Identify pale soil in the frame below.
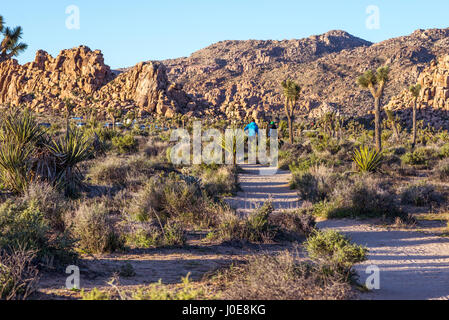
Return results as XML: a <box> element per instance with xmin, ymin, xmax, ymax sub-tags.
<box><xmin>318</xmin><ymin>219</ymin><xmax>449</xmax><ymax>300</ymax></box>
<box><xmin>37</xmin><ymin>235</ymin><xmax>295</xmax><ymax>299</ymax></box>
<box><xmin>226</xmin><ymin>164</ymin><xmax>300</xmax><ymax>215</ymax></box>
<box><xmin>230</xmin><ymin>164</ymin><xmax>449</xmax><ymax>300</ymax></box>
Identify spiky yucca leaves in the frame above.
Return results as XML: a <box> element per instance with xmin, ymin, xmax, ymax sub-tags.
<box><xmin>221</xmin><ymin>129</ymin><xmax>245</xmax><ymax>166</ymax></box>
<box><xmin>0</xmin><ymin>143</ymin><xmax>32</xmax><ymax>193</ymax></box>
<box><xmin>0</xmin><ymin>108</ymin><xmax>44</xmax><ymax>146</ymax></box>
<box><xmin>46</xmin><ymin>128</ymin><xmax>93</xmax><ymax>197</ymax></box>
<box><xmin>352</xmin><ymin>146</ymin><xmax>382</xmax><ymax>173</ymax></box>
<box><xmin>0</xmin><ymin>109</ymin><xmax>42</xmax><ymax>193</ymax></box>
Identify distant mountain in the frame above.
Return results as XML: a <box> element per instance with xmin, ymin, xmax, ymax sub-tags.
<box><xmin>161</xmin><ymin>28</ymin><xmax>449</xmax><ymax>118</ymax></box>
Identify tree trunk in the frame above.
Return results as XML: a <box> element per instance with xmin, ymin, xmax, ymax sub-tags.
<box><xmin>287</xmin><ymin>115</ymin><xmax>293</xmax><ymax>144</ymax></box>
<box><xmin>412</xmin><ymin>98</ymin><xmax>417</xmax><ymax>149</ymax></box>
<box><xmin>374</xmin><ymin>96</ymin><xmax>382</xmax><ymax>152</ymax></box>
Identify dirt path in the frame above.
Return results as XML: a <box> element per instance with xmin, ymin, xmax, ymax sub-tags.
<box><xmin>318</xmin><ymin>220</ymin><xmax>449</xmax><ymax>300</ymax></box>
<box><xmin>226</xmin><ymin>164</ymin><xmax>300</xmax><ymax>215</ymax></box>
<box><xmin>230</xmin><ymin>164</ymin><xmax>449</xmax><ymax>300</ymax></box>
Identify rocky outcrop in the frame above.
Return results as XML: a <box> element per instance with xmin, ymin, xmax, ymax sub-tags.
<box><xmin>386</xmin><ymin>54</ymin><xmax>449</xmax><ymax>129</ymax></box>
<box><xmin>93</xmin><ymin>62</ymin><xmax>197</xmax><ymax>118</ymax></box>
<box><xmin>0</xmin><ymin>46</ymin><xmax>113</xmax><ymax>111</ymax></box>
<box><xmin>0</xmin><ymin>46</ymin><xmax>199</xmax><ymax>118</ymax></box>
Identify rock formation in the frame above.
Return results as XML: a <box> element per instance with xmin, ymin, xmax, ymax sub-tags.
<box><xmin>386</xmin><ymin>54</ymin><xmax>449</xmax><ymax>129</ymax></box>
<box><xmin>0</xmin><ymin>46</ymin><xmax>199</xmax><ymax>118</ymax></box>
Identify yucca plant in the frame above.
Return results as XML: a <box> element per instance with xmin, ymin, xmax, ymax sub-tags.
<box><xmin>46</xmin><ymin>128</ymin><xmax>93</xmax><ymax>197</ymax></box>
<box><xmin>0</xmin><ymin>143</ymin><xmax>32</xmax><ymax>193</ymax></box>
<box><xmin>221</xmin><ymin>129</ymin><xmax>245</xmax><ymax>166</ymax></box>
<box><xmin>352</xmin><ymin>146</ymin><xmax>382</xmax><ymax>173</ymax></box>
<box><xmin>0</xmin><ymin>109</ymin><xmax>42</xmax><ymax>193</ymax></box>
<box><xmin>0</xmin><ymin>108</ymin><xmax>44</xmax><ymax>146</ymax></box>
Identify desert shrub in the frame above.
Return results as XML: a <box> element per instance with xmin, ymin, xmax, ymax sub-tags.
<box><xmin>196</xmin><ymin>165</ymin><xmax>238</xmax><ymax>197</ymax></box>
<box><xmin>210</xmin><ymin>202</ymin><xmax>278</xmax><ymax>243</ymax></box>
<box><xmin>311</xmin><ymin>134</ymin><xmax>341</xmax><ymax>155</ymax></box>
<box><xmin>0</xmin><ymin>246</ymin><xmax>40</xmax><ymax>300</ymax></box>
<box><xmin>118</xmin><ymin>263</ymin><xmax>136</xmax><ymax>278</ymax></box>
<box><xmin>143</xmin><ymin>140</ymin><xmax>169</xmax><ymax>158</ymax></box>
<box><xmin>401</xmin><ymin>147</ymin><xmax>437</xmax><ymax>166</ymax></box>
<box><xmin>131</xmin><ymin>274</ymin><xmax>207</xmax><ymax>300</ymax></box>
<box><xmin>329</xmin><ymin>175</ymin><xmax>403</xmax><ymax>219</ymax></box>
<box><xmin>310</xmin><ymin>200</ymin><xmax>340</xmax><ymax>218</ymax></box>
<box><xmin>439</xmin><ymin>143</ymin><xmax>449</xmax><ymax>159</ymax></box>
<box><xmin>400</xmin><ymin>183</ymin><xmax>444</xmax><ymax>207</ymax></box>
<box><xmin>0</xmin><ymin>200</ymin><xmax>76</xmax><ymax>266</ymax></box>
<box><xmin>220</xmin><ymin>251</ymin><xmax>355</xmax><ymax>300</ymax></box>
<box><xmin>22</xmin><ymin>182</ymin><xmax>67</xmax><ymax>231</ymax></box>
<box><xmin>290</xmin><ymin>165</ymin><xmax>338</xmax><ymax>203</ymax></box>
<box><xmin>245</xmin><ymin>202</ymin><xmax>274</xmax><ymax>242</ymax></box>
<box><xmin>73</xmin><ymin>202</ymin><xmax>124</xmax><ymax>254</ymax></box>
<box><xmin>269</xmin><ymin>210</ymin><xmax>316</xmax><ymax>237</ymax></box>
<box><xmin>112</xmin><ymin>134</ymin><xmax>138</xmax><ymax>154</ymax></box>
<box><xmin>305</xmin><ymin>230</ymin><xmax>367</xmax><ymax>278</ymax></box>
<box><xmin>126</xmin><ymin>222</ymin><xmax>186</xmax><ymax>248</ymax></box>
<box><xmin>130</xmin><ymin>173</ymin><xmax>216</xmax><ymax>227</ymax></box>
<box><xmin>81</xmin><ymin>288</ymin><xmax>111</xmax><ymax>300</ymax></box>
<box><xmin>88</xmin><ymin>155</ymin><xmax>159</xmax><ymax>188</ymax></box>
<box><xmin>88</xmin><ymin>157</ymin><xmax>130</xmax><ymax>187</ymax></box>
<box><xmin>434</xmin><ymin>159</ymin><xmax>449</xmax><ymax>181</ymax></box>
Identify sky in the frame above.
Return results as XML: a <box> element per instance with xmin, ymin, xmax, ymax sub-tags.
<box><xmin>1</xmin><ymin>0</ymin><xmax>449</xmax><ymax>69</ymax></box>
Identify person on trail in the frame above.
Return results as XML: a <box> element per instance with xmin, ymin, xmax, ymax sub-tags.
<box><xmin>268</xmin><ymin>121</ymin><xmax>277</xmax><ymax>137</ymax></box>
<box><xmin>244</xmin><ymin>120</ymin><xmax>259</xmax><ymax>137</ymax></box>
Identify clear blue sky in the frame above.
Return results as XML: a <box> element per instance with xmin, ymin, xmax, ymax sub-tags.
<box><xmin>2</xmin><ymin>0</ymin><xmax>448</xmax><ymax>69</ymax></box>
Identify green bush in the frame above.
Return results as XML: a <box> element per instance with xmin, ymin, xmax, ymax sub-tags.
<box><xmin>112</xmin><ymin>134</ymin><xmax>138</xmax><ymax>154</ymax></box>
<box><xmin>0</xmin><ymin>200</ymin><xmax>76</xmax><ymax>266</ymax></box>
<box><xmin>305</xmin><ymin>230</ymin><xmax>367</xmax><ymax>277</ymax></box>
<box><xmin>439</xmin><ymin>143</ymin><xmax>449</xmax><ymax>159</ymax></box>
<box><xmin>127</xmin><ymin>222</ymin><xmax>186</xmax><ymax>248</ymax></box>
<box><xmin>401</xmin><ymin>147</ymin><xmax>436</xmax><ymax>166</ymax></box>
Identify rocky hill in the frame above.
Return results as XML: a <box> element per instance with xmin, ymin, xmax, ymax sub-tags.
<box><xmin>2</xmin><ymin>28</ymin><xmax>449</xmax><ymax>121</ymax></box>
<box><xmin>387</xmin><ymin>54</ymin><xmax>449</xmax><ymax>129</ymax></box>
<box><xmin>162</xmin><ymin>28</ymin><xmax>449</xmax><ymax>119</ymax></box>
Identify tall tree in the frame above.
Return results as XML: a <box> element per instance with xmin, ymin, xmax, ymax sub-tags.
<box><xmin>409</xmin><ymin>84</ymin><xmax>422</xmax><ymax>149</ymax></box>
<box><xmin>281</xmin><ymin>79</ymin><xmax>301</xmax><ymax>144</ymax></box>
<box><xmin>0</xmin><ymin>15</ymin><xmax>28</xmax><ymax>63</ymax></box>
<box><xmin>357</xmin><ymin>66</ymin><xmax>390</xmax><ymax>152</ymax></box>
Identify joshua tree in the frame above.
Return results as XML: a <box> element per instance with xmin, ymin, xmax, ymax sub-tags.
<box><xmin>106</xmin><ymin>107</ymin><xmax>122</xmax><ymax>130</ymax></box>
<box><xmin>409</xmin><ymin>84</ymin><xmax>422</xmax><ymax>149</ymax></box>
<box><xmin>63</xmin><ymin>98</ymin><xmax>76</xmax><ymax>133</ymax></box>
<box><xmin>385</xmin><ymin>109</ymin><xmax>400</xmax><ymax>141</ymax></box>
<box><xmin>357</xmin><ymin>66</ymin><xmax>390</xmax><ymax>152</ymax></box>
<box><xmin>0</xmin><ymin>15</ymin><xmax>28</xmax><ymax>63</ymax></box>
<box><xmin>281</xmin><ymin>79</ymin><xmax>301</xmax><ymax>144</ymax></box>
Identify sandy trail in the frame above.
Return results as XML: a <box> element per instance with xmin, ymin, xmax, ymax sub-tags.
<box><xmin>226</xmin><ymin>164</ymin><xmax>300</xmax><ymax>215</ymax></box>
<box><xmin>231</xmin><ymin>164</ymin><xmax>449</xmax><ymax>300</ymax></box>
<box><xmin>318</xmin><ymin>220</ymin><xmax>449</xmax><ymax>300</ymax></box>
